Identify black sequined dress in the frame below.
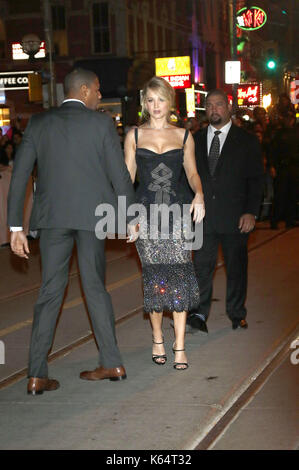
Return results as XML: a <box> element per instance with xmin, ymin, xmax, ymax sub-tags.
<box><xmin>134</xmin><ymin>128</ymin><xmax>200</xmax><ymax>313</ymax></box>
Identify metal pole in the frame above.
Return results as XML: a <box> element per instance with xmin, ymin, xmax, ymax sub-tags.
<box><xmin>231</xmin><ymin>0</ymin><xmax>238</xmax><ymax>115</ymax></box>
<box><xmin>42</xmin><ymin>0</ymin><xmax>56</xmax><ymax>107</ymax></box>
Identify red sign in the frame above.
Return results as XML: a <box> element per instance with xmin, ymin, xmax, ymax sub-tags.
<box><xmin>161</xmin><ymin>74</ymin><xmax>191</xmax><ymax>89</ymax></box>
<box><xmin>290</xmin><ymin>80</ymin><xmax>299</xmax><ymax>105</ymax></box>
<box><xmin>237</xmin><ymin>84</ymin><xmax>261</xmax><ymax>106</ymax></box>
<box><xmin>236</xmin><ymin>7</ymin><xmax>267</xmax><ymax>31</ymax></box>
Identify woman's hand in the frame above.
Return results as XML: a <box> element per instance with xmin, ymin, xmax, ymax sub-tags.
<box><xmin>190</xmin><ymin>193</ymin><xmax>205</xmax><ymax>224</ymax></box>
<box><xmin>126</xmin><ymin>223</ymin><xmax>140</xmax><ymax>243</ymax></box>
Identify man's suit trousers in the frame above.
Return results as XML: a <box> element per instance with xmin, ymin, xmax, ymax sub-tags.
<box><xmin>28</xmin><ymin>228</ymin><xmax>122</xmax><ymax>378</ymax></box>
<box><xmin>193</xmin><ymin>232</ymin><xmax>249</xmax><ymax>322</ymax></box>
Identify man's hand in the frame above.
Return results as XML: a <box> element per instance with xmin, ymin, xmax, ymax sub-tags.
<box><xmin>238</xmin><ymin>214</ymin><xmax>256</xmax><ymax>233</ymax></box>
<box><xmin>126</xmin><ymin>224</ymin><xmax>139</xmax><ymax>243</ymax></box>
<box><xmin>10</xmin><ymin>231</ymin><xmax>30</xmax><ymax>259</ymax></box>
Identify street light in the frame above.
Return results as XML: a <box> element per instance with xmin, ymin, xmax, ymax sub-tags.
<box><xmin>21</xmin><ymin>34</ymin><xmax>41</xmax><ymax>62</ymax></box>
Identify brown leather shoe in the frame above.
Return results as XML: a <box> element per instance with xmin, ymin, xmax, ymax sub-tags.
<box><xmin>232</xmin><ymin>319</ymin><xmax>248</xmax><ymax>330</ymax></box>
<box><xmin>80</xmin><ymin>365</ymin><xmax>127</xmax><ymax>381</ymax></box>
<box><xmin>27</xmin><ymin>377</ymin><xmax>60</xmax><ymax>395</ymax></box>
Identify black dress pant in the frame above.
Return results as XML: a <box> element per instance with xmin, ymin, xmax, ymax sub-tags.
<box><xmin>192</xmin><ymin>232</ymin><xmax>249</xmax><ymax>322</ymax></box>
<box><xmin>28</xmin><ymin>228</ymin><xmax>123</xmax><ymax>378</ymax></box>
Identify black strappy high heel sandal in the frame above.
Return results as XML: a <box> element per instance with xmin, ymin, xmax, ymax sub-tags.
<box><xmin>172</xmin><ymin>343</ymin><xmax>189</xmax><ymax>370</ymax></box>
<box><xmin>152</xmin><ymin>337</ymin><xmax>167</xmax><ymax>365</ymax></box>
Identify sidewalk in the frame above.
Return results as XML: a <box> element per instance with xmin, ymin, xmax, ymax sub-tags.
<box><xmin>0</xmin><ymin>227</ymin><xmax>298</xmax><ymax>449</ymax></box>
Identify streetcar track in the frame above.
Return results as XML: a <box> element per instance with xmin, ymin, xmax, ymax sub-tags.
<box><xmin>0</xmin><ymin>305</ymin><xmax>144</xmax><ymax>391</ymax></box>
<box><xmin>0</xmin><ymin>227</ymin><xmax>288</xmax><ymax>305</ymax></box>
<box><xmin>0</xmin><ymin>249</ymin><xmax>135</xmax><ymax>304</ymax></box>
<box><xmin>0</xmin><ymin>227</ymin><xmax>294</xmax><ymax>393</ymax></box>
<box><xmin>191</xmin><ymin>322</ymin><xmax>299</xmax><ymax>450</ymax></box>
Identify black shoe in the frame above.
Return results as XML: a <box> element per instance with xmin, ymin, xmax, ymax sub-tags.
<box><xmin>232</xmin><ymin>319</ymin><xmax>248</xmax><ymax>330</ymax></box>
<box><xmin>172</xmin><ymin>343</ymin><xmax>189</xmax><ymax>370</ymax></box>
<box><xmin>152</xmin><ymin>336</ymin><xmax>167</xmax><ymax>365</ymax></box>
<box><xmin>187</xmin><ymin>314</ymin><xmax>208</xmax><ymax>333</ymax></box>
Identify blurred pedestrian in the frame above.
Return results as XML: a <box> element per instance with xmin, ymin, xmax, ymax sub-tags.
<box><xmin>0</xmin><ymin>141</ymin><xmax>15</xmax><ymax>167</ymax></box>
<box><xmin>270</xmin><ymin>114</ymin><xmax>299</xmax><ymax>229</ymax></box>
<box><xmin>13</xmin><ymin>131</ymin><xmax>23</xmax><ymax>151</ymax></box>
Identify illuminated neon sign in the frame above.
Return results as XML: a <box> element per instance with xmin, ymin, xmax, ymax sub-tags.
<box><xmin>237</xmin><ymin>84</ymin><xmax>261</xmax><ymax>106</ymax></box>
<box><xmin>236</xmin><ymin>6</ymin><xmax>267</xmax><ymax>31</ymax></box>
<box><xmin>12</xmin><ymin>41</ymin><xmax>46</xmax><ymax>60</ymax></box>
<box><xmin>155</xmin><ymin>56</ymin><xmax>191</xmax><ymax>89</ymax></box>
<box><xmin>161</xmin><ymin>74</ymin><xmax>191</xmax><ymax>89</ymax></box>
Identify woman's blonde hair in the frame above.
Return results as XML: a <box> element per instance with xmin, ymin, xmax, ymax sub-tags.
<box><xmin>140</xmin><ymin>76</ymin><xmax>175</xmax><ymax>122</ymax></box>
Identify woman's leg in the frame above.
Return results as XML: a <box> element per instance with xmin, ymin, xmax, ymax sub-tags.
<box><xmin>173</xmin><ymin>311</ymin><xmax>188</xmax><ymax>368</ymax></box>
<box><xmin>149</xmin><ymin>311</ymin><xmax>166</xmax><ymax>363</ymax></box>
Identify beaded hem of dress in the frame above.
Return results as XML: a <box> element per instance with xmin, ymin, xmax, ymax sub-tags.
<box><xmin>141</xmin><ymin>263</ymin><xmax>200</xmax><ymax>314</ymax></box>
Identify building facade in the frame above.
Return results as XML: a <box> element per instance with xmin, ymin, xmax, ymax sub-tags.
<box><xmin>0</xmin><ymin>0</ymin><xmax>231</xmax><ymax>127</ymax></box>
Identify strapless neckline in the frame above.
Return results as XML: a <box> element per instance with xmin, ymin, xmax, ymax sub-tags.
<box><xmin>136</xmin><ymin>147</ymin><xmax>183</xmax><ymax>156</ymax></box>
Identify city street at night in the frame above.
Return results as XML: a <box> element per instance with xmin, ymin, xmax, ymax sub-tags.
<box><xmin>0</xmin><ymin>0</ymin><xmax>298</xmax><ymax>453</ymax></box>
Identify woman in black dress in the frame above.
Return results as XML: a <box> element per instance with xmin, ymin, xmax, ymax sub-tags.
<box><xmin>125</xmin><ymin>77</ymin><xmax>205</xmax><ymax>370</ymax></box>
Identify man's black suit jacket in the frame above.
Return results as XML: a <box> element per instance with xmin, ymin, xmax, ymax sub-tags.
<box><xmin>7</xmin><ymin>101</ymin><xmax>135</xmax><ymax>232</ymax></box>
<box><xmin>194</xmin><ymin>124</ymin><xmax>264</xmax><ymax>234</ymax></box>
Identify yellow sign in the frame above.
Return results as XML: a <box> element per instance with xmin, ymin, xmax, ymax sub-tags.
<box><xmin>28</xmin><ymin>72</ymin><xmax>42</xmax><ymax>102</ymax></box>
<box><xmin>186</xmin><ymin>85</ymin><xmax>195</xmax><ymax>116</ymax></box>
<box><xmin>155</xmin><ymin>56</ymin><xmax>191</xmax><ymax>77</ymax></box>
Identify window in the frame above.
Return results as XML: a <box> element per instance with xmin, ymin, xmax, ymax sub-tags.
<box><xmin>52</xmin><ymin>5</ymin><xmax>66</xmax><ymax>31</ymax></box>
<box><xmin>8</xmin><ymin>0</ymin><xmax>41</xmax><ymax>14</ymax></box>
<box><xmin>51</xmin><ymin>5</ymin><xmax>68</xmax><ymax>56</ymax></box>
<box><xmin>210</xmin><ymin>0</ymin><xmax>214</xmax><ymax>27</ymax></box>
<box><xmin>92</xmin><ymin>2</ymin><xmax>110</xmax><ymax>54</ymax></box>
<box><xmin>0</xmin><ymin>108</ymin><xmax>10</xmax><ymax>128</ymax></box>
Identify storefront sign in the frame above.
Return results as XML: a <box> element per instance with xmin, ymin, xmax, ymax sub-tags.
<box><xmin>162</xmin><ymin>74</ymin><xmax>191</xmax><ymax>89</ymax></box>
<box><xmin>0</xmin><ymin>71</ymin><xmax>34</xmax><ymax>91</ymax></box>
<box><xmin>290</xmin><ymin>80</ymin><xmax>299</xmax><ymax>105</ymax></box>
<box><xmin>237</xmin><ymin>84</ymin><xmax>261</xmax><ymax>106</ymax></box>
<box><xmin>236</xmin><ymin>6</ymin><xmax>267</xmax><ymax>31</ymax></box>
<box><xmin>186</xmin><ymin>85</ymin><xmax>195</xmax><ymax>116</ymax></box>
<box><xmin>12</xmin><ymin>41</ymin><xmax>46</xmax><ymax>60</ymax></box>
<box><xmin>155</xmin><ymin>56</ymin><xmax>191</xmax><ymax>89</ymax></box>
<box><xmin>225</xmin><ymin>61</ymin><xmax>241</xmax><ymax>84</ymax></box>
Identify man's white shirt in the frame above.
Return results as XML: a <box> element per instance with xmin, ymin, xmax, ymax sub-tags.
<box><xmin>207</xmin><ymin>120</ymin><xmax>232</xmax><ymax>154</ymax></box>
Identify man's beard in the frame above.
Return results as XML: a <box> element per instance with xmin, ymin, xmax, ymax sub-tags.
<box><xmin>209</xmin><ymin>114</ymin><xmax>222</xmax><ymax>125</ymax></box>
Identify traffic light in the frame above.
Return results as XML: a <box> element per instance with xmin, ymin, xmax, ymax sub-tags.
<box><xmin>237</xmin><ymin>36</ymin><xmax>248</xmax><ymax>55</ymax></box>
<box><xmin>266</xmin><ymin>59</ymin><xmax>276</xmax><ymax>70</ymax></box>
<box><xmin>265</xmin><ymin>48</ymin><xmax>277</xmax><ymax>71</ymax></box>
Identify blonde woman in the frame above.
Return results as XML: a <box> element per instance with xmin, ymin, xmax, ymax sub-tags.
<box><xmin>125</xmin><ymin>77</ymin><xmax>205</xmax><ymax>370</ymax></box>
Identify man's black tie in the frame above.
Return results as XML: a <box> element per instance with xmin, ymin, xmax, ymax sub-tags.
<box><xmin>208</xmin><ymin>130</ymin><xmax>221</xmax><ymax>175</ymax></box>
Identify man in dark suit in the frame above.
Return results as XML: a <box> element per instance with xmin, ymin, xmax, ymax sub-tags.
<box><xmin>7</xmin><ymin>68</ymin><xmax>135</xmax><ymax>395</ymax></box>
<box><xmin>187</xmin><ymin>89</ymin><xmax>264</xmax><ymax>333</ymax></box>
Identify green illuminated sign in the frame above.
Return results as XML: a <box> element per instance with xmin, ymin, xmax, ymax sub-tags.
<box><xmin>236</xmin><ymin>6</ymin><xmax>267</xmax><ymax>31</ymax></box>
